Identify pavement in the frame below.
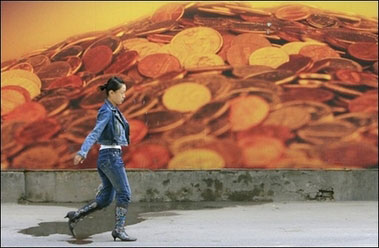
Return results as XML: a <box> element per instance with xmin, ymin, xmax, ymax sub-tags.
<box><xmin>1</xmin><ymin>201</ymin><xmax>378</xmax><ymax>247</ymax></box>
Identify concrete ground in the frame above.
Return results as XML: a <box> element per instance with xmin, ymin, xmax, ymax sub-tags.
<box><xmin>1</xmin><ymin>201</ymin><xmax>378</xmax><ymax>247</ymax></box>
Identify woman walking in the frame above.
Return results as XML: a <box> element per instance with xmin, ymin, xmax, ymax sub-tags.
<box><xmin>65</xmin><ymin>76</ymin><xmax>136</xmax><ymax>242</ymax></box>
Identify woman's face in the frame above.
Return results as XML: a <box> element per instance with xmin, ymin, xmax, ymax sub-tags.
<box><xmin>109</xmin><ymin>84</ymin><xmax>126</xmax><ymax>105</ymax></box>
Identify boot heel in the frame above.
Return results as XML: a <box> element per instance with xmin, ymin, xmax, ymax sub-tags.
<box><xmin>112</xmin><ymin>232</ymin><xmax>117</xmax><ymax>241</ymax></box>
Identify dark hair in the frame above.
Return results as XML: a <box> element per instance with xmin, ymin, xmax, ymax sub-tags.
<box><xmin>99</xmin><ymin>76</ymin><xmax>125</xmax><ymax>95</ymax></box>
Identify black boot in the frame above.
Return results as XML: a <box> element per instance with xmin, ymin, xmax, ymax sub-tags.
<box><xmin>111</xmin><ymin>206</ymin><xmax>137</xmax><ymax>241</ymax></box>
<box><xmin>64</xmin><ymin>200</ymin><xmax>99</xmax><ymax>237</ymax></box>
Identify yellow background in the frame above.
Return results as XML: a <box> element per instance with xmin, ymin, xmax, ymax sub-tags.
<box><xmin>1</xmin><ymin>1</ymin><xmax>378</xmax><ymax>63</ymax></box>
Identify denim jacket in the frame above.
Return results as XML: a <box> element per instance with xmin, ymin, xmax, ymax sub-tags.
<box><xmin>77</xmin><ymin>99</ymin><xmax>130</xmax><ymax>158</ymax></box>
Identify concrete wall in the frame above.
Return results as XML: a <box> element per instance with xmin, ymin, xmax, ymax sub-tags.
<box><xmin>1</xmin><ymin>170</ymin><xmax>378</xmax><ymax>203</ymax></box>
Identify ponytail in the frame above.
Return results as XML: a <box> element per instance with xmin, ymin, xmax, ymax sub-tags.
<box><xmin>99</xmin><ymin>76</ymin><xmax>125</xmax><ymax>95</ymax></box>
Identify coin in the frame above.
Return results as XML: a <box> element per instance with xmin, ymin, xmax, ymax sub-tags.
<box><xmin>170</xmin><ymin>26</ymin><xmax>223</xmax><ymax>54</ymax></box>
<box><xmin>9</xmin><ymin>62</ymin><xmax>34</xmax><ymax>72</ymax></box>
<box><xmin>1</xmin><ymin>69</ymin><xmax>41</xmax><ymax>98</ymax></box>
<box><xmin>86</xmin><ymin>35</ymin><xmax>122</xmax><ymax>55</ymax></box>
<box><xmin>279</xmin><ymin>55</ymin><xmax>313</xmax><ymax>74</ymax></box>
<box><xmin>306</xmin><ymin>13</ymin><xmax>339</xmax><ymax>28</ymax></box>
<box><xmin>139</xmin><ymin>110</ymin><xmax>184</xmax><ymax>133</ymax></box>
<box><xmin>2</xmin><ymin>102</ymin><xmax>47</xmax><ymax>123</ymax></box>
<box><xmin>229</xmin><ymin>95</ymin><xmax>270</xmax><ymax>131</ymax></box>
<box><xmin>46</xmin><ymin>75</ymin><xmax>83</xmax><ymax>90</ymax></box>
<box><xmin>82</xmin><ymin>45</ymin><xmax>113</xmax><ymax>74</ymax></box>
<box><xmin>236</xmin><ymin>125</ymin><xmax>295</xmax><ymax>143</ymax></box>
<box><xmin>15</xmin><ymin>117</ymin><xmax>61</xmax><ymax>145</ymax></box>
<box><xmin>317</xmin><ymin>141</ymin><xmax>378</xmax><ymax>168</ymax></box>
<box><xmin>232</xmin><ymin>65</ymin><xmax>273</xmax><ymax>78</ymax></box>
<box><xmin>51</xmin><ymin>45</ymin><xmax>83</xmax><ymax>62</ymax></box>
<box><xmin>334</xmin><ymin>69</ymin><xmax>361</xmax><ymax>85</ymax></box>
<box><xmin>311</xmin><ymin>57</ymin><xmax>363</xmax><ymax>72</ymax></box>
<box><xmin>37</xmin><ymin>61</ymin><xmax>72</xmax><ymax>80</ymax></box>
<box><xmin>280</xmin><ymin>41</ymin><xmax>325</xmax><ymax>55</ymax></box>
<box><xmin>137</xmin><ymin>53</ymin><xmax>181</xmax><ymax>78</ymax></box>
<box><xmin>168</xmin><ymin>148</ymin><xmax>225</xmax><ymax>169</ymax></box>
<box><xmin>12</xmin><ymin>143</ymin><xmax>60</xmax><ymax>169</ymax></box>
<box><xmin>297</xmin><ymin>120</ymin><xmax>357</xmax><ymax>145</ymax></box>
<box><xmin>299</xmin><ymin>44</ymin><xmax>340</xmax><ymax>62</ymax></box>
<box><xmin>190</xmin><ymin>101</ymin><xmax>229</xmax><ymax>124</ymax></box>
<box><xmin>348</xmin><ymin>91</ymin><xmax>378</xmax><ymax>113</ymax></box>
<box><xmin>200</xmin><ymin>139</ymin><xmax>243</xmax><ymax>168</ymax></box>
<box><xmin>146</xmin><ymin>33</ymin><xmax>174</xmax><ymax>43</ymax></box>
<box><xmin>347</xmin><ymin>42</ymin><xmax>378</xmax><ymax>62</ymax></box>
<box><xmin>38</xmin><ymin>95</ymin><xmax>69</xmax><ymax>117</ymax></box>
<box><xmin>275</xmin><ymin>5</ymin><xmax>312</xmax><ymax>21</ymax></box>
<box><xmin>126</xmin><ymin>143</ymin><xmax>171</xmax><ymax>169</ymax></box>
<box><xmin>162</xmin><ymin>82</ymin><xmax>211</xmax><ymax>112</ymax></box>
<box><xmin>151</xmin><ymin>3</ymin><xmax>185</xmax><ymax>23</ymax></box>
<box><xmin>1</xmin><ymin>85</ymin><xmax>31</xmax><ymax>115</ymax></box>
<box><xmin>238</xmin><ymin>135</ymin><xmax>285</xmax><ymax>168</ymax></box>
<box><xmin>249</xmin><ymin>47</ymin><xmax>289</xmax><ymax>68</ymax></box>
<box><xmin>280</xmin><ymin>87</ymin><xmax>334</xmax><ymax>103</ymax></box>
<box><xmin>217</xmin><ymin>32</ymin><xmax>236</xmax><ymax>61</ymax></box>
<box><xmin>104</xmin><ymin>50</ymin><xmax>138</xmax><ymax>74</ymax></box>
<box><xmin>263</xmin><ymin>105</ymin><xmax>311</xmax><ymax>130</ymax></box>
<box><xmin>183</xmin><ymin>54</ymin><xmax>224</xmax><ymax>69</ymax></box>
<box><xmin>129</xmin><ymin>119</ymin><xmax>148</xmax><ymax>144</ymax></box>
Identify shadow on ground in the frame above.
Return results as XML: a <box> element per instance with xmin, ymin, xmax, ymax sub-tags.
<box><xmin>18</xmin><ymin>201</ymin><xmax>267</xmax><ymax>244</ymax></box>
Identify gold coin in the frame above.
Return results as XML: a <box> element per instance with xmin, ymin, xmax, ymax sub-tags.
<box><xmin>1</xmin><ymin>69</ymin><xmax>41</xmax><ymax>99</ymax></box>
<box><xmin>281</xmin><ymin>41</ymin><xmax>326</xmax><ymax>55</ymax></box>
<box><xmin>298</xmin><ymin>120</ymin><xmax>357</xmax><ymax>145</ymax></box>
<box><xmin>125</xmin><ymin>41</ymin><xmax>163</xmax><ymax>60</ymax></box>
<box><xmin>263</xmin><ymin>105</ymin><xmax>311</xmax><ymax>130</ymax></box>
<box><xmin>249</xmin><ymin>47</ymin><xmax>289</xmax><ymax>68</ymax></box>
<box><xmin>168</xmin><ymin>148</ymin><xmax>225</xmax><ymax>169</ymax></box>
<box><xmin>183</xmin><ymin>54</ymin><xmax>224</xmax><ymax>69</ymax></box>
<box><xmin>170</xmin><ymin>26</ymin><xmax>223</xmax><ymax>55</ymax></box>
<box><xmin>122</xmin><ymin>38</ymin><xmax>149</xmax><ymax>49</ymax></box>
<box><xmin>162</xmin><ymin>82</ymin><xmax>212</xmax><ymax>112</ymax></box>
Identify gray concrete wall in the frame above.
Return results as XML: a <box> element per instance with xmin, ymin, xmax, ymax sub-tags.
<box><xmin>1</xmin><ymin>170</ymin><xmax>378</xmax><ymax>203</ymax></box>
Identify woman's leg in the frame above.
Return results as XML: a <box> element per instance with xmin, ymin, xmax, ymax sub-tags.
<box><xmin>96</xmin><ymin>149</ymin><xmax>136</xmax><ymax>241</ymax></box>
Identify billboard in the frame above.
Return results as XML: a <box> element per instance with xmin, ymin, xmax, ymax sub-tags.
<box><xmin>1</xmin><ymin>2</ymin><xmax>378</xmax><ymax>170</ymax></box>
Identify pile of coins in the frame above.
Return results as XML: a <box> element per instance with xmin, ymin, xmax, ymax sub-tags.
<box><xmin>1</xmin><ymin>2</ymin><xmax>378</xmax><ymax>170</ymax></box>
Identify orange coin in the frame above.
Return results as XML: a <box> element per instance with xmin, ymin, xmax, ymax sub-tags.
<box><xmin>334</xmin><ymin>69</ymin><xmax>361</xmax><ymax>86</ymax></box>
<box><xmin>231</xmin><ymin>33</ymin><xmax>271</xmax><ymax>47</ymax></box>
<box><xmin>348</xmin><ymin>92</ymin><xmax>378</xmax><ymax>113</ymax></box>
<box><xmin>129</xmin><ymin>119</ymin><xmax>148</xmax><ymax>144</ymax></box>
<box><xmin>275</xmin><ymin>5</ymin><xmax>311</xmax><ymax>21</ymax></box>
<box><xmin>126</xmin><ymin>143</ymin><xmax>171</xmax><ymax>169</ymax></box>
<box><xmin>36</xmin><ymin>61</ymin><xmax>72</xmax><ymax>80</ymax></box>
<box><xmin>2</xmin><ymin>102</ymin><xmax>47</xmax><ymax>123</ymax></box>
<box><xmin>227</xmin><ymin>43</ymin><xmax>269</xmax><ymax>67</ymax></box>
<box><xmin>318</xmin><ymin>141</ymin><xmax>378</xmax><ymax>168</ymax></box>
<box><xmin>104</xmin><ymin>50</ymin><xmax>138</xmax><ymax>74</ymax></box>
<box><xmin>229</xmin><ymin>95</ymin><xmax>270</xmax><ymax>131</ymax></box>
<box><xmin>236</xmin><ymin>125</ymin><xmax>295</xmax><ymax>143</ymax></box>
<box><xmin>347</xmin><ymin>42</ymin><xmax>378</xmax><ymax>62</ymax></box>
<box><xmin>15</xmin><ymin>117</ymin><xmax>61</xmax><ymax>145</ymax></box>
<box><xmin>82</xmin><ymin>45</ymin><xmax>113</xmax><ymax>74</ymax></box>
<box><xmin>46</xmin><ymin>75</ymin><xmax>83</xmax><ymax>90</ymax></box>
<box><xmin>217</xmin><ymin>32</ymin><xmax>236</xmax><ymax>61</ymax></box>
<box><xmin>151</xmin><ymin>3</ymin><xmax>185</xmax><ymax>23</ymax></box>
<box><xmin>137</xmin><ymin>53</ymin><xmax>181</xmax><ymax>78</ymax></box>
<box><xmin>238</xmin><ymin>135</ymin><xmax>285</xmax><ymax>168</ymax></box>
<box><xmin>280</xmin><ymin>88</ymin><xmax>334</xmax><ymax>103</ymax></box>
<box><xmin>299</xmin><ymin>45</ymin><xmax>340</xmax><ymax>61</ymax></box>
<box><xmin>12</xmin><ymin>143</ymin><xmax>60</xmax><ymax>169</ymax></box>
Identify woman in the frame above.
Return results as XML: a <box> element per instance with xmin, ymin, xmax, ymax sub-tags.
<box><xmin>65</xmin><ymin>76</ymin><xmax>136</xmax><ymax>242</ymax></box>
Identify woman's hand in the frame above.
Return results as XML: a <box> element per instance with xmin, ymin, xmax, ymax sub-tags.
<box><xmin>73</xmin><ymin>154</ymin><xmax>85</xmax><ymax>165</ymax></box>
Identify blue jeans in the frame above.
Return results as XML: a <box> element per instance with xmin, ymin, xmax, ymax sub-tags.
<box><xmin>95</xmin><ymin>148</ymin><xmax>131</xmax><ymax>208</ymax></box>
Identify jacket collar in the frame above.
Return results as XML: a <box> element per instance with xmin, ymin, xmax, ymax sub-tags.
<box><xmin>105</xmin><ymin>98</ymin><xmax>117</xmax><ymax>111</ymax></box>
